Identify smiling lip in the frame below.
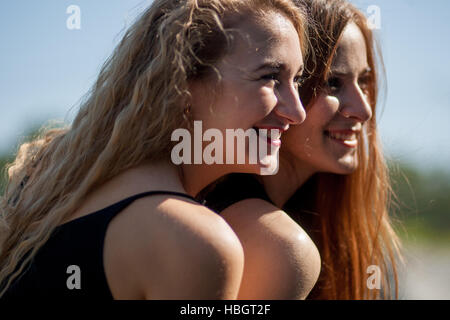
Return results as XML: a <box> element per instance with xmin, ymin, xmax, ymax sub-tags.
<box><xmin>325</xmin><ymin>129</ymin><xmax>359</xmax><ymax>148</ymax></box>
<box><xmin>253</xmin><ymin>126</ymin><xmax>288</xmax><ymax>147</ymax></box>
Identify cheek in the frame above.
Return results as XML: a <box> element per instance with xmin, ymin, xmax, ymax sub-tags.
<box><xmin>259</xmin><ymin>86</ymin><xmax>278</xmax><ymax>107</ymax></box>
<box><xmin>282</xmin><ymin>97</ymin><xmax>340</xmax><ymax>156</ymax></box>
<box><xmin>201</xmin><ymin>84</ymin><xmax>276</xmax><ymax>130</ymax></box>
<box><xmin>307</xmin><ymin>96</ymin><xmax>340</xmax><ymax>126</ymax></box>
<box><xmin>241</xmin><ymin>85</ymin><xmax>278</xmax><ymax>118</ymax></box>
<box><xmin>282</xmin><ymin>124</ymin><xmax>311</xmax><ymax>156</ymax></box>
<box><xmin>290</xmin><ymin>97</ymin><xmax>338</xmax><ymax>142</ymax></box>
<box><xmin>228</xmin><ymin>85</ymin><xmax>278</xmax><ymax>128</ymax></box>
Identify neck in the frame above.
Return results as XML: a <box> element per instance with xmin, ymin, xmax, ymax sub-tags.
<box><xmin>131</xmin><ymin>159</ymin><xmax>227</xmax><ymax>198</ymax></box>
<box><xmin>260</xmin><ymin>153</ymin><xmax>316</xmax><ymax>208</ymax></box>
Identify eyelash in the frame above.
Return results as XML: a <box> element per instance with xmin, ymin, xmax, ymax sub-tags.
<box><xmin>261</xmin><ymin>73</ymin><xmax>280</xmax><ymax>84</ymax></box>
<box><xmin>358</xmin><ymin>76</ymin><xmax>371</xmax><ymax>94</ymax></box>
<box><xmin>294</xmin><ymin>75</ymin><xmax>305</xmax><ymax>88</ymax></box>
<box><xmin>260</xmin><ymin>74</ymin><xmax>304</xmax><ymax>88</ymax></box>
<box><xmin>325</xmin><ymin>76</ymin><xmax>371</xmax><ymax>95</ymax></box>
<box><xmin>326</xmin><ymin>77</ymin><xmax>342</xmax><ymax>93</ymax></box>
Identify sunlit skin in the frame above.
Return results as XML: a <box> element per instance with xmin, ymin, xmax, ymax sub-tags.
<box><xmin>218</xmin><ymin>22</ymin><xmax>374</xmax><ymax>300</ymax></box>
<box><xmin>57</xmin><ymin>11</ymin><xmax>306</xmax><ymax>299</ymax></box>
<box><xmin>186</xmin><ymin>11</ymin><xmax>305</xmax><ymax>193</ymax></box>
<box><xmin>262</xmin><ymin>22</ymin><xmax>373</xmax><ymax>207</ymax></box>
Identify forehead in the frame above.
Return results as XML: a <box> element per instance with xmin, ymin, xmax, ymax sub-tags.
<box><xmin>332</xmin><ymin>22</ymin><xmax>368</xmax><ymax>72</ymax></box>
<box><xmin>236</xmin><ymin>11</ymin><xmax>293</xmax><ymax>43</ymax></box>
<box><xmin>220</xmin><ymin>11</ymin><xmax>302</xmax><ymax>68</ymax></box>
<box><xmin>228</xmin><ymin>11</ymin><xmax>298</xmax><ymax>54</ymax></box>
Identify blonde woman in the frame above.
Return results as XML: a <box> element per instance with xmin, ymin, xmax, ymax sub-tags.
<box><xmin>0</xmin><ymin>0</ymin><xmax>309</xmax><ymax>299</ymax></box>
<box><xmin>199</xmin><ymin>0</ymin><xmax>402</xmax><ymax>299</ymax></box>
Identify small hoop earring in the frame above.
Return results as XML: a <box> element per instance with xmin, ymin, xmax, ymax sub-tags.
<box><xmin>184</xmin><ymin>104</ymin><xmax>191</xmax><ymax>115</ymax></box>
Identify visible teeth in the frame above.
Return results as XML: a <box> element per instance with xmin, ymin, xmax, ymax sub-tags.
<box><xmin>328</xmin><ymin>132</ymin><xmax>356</xmax><ymax>141</ymax></box>
<box><xmin>267</xmin><ymin>129</ymin><xmax>281</xmax><ymax>140</ymax></box>
<box><xmin>255</xmin><ymin>128</ymin><xmax>281</xmax><ymax>140</ymax></box>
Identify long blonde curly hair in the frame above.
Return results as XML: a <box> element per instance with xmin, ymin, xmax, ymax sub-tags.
<box><xmin>0</xmin><ymin>0</ymin><xmax>308</xmax><ymax>297</ymax></box>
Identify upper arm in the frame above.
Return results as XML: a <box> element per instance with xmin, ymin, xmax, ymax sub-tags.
<box><xmin>220</xmin><ymin>198</ymin><xmax>321</xmax><ymax>300</ymax></box>
<box><xmin>125</xmin><ymin>198</ymin><xmax>244</xmax><ymax>299</ymax></box>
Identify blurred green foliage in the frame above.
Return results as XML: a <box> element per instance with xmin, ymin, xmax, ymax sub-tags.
<box><xmin>0</xmin><ymin>125</ymin><xmax>449</xmax><ymax>244</ymax></box>
<box><xmin>389</xmin><ymin>162</ymin><xmax>450</xmax><ymax>243</ymax></box>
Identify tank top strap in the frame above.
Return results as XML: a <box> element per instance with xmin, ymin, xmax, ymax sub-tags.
<box><xmin>1</xmin><ymin>191</ymin><xmax>201</xmax><ymax>300</ymax></box>
<box><xmin>97</xmin><ymin>190</ymin><xmax>201</xmax><ymax>226</ymax></box>
<box><xmin>95</xmin><ymin>190</ymin><xmax>200</xmax><ymax>222</ymax></box>
<box><xmin>117</xmin><ymin>190</ymin><xmax>198</xmax><ymax>205</ymax></box>
<box><xmin>55</xmin><ymin>190</ymin><xmax>200</xmax><ymax>231</ymax></box>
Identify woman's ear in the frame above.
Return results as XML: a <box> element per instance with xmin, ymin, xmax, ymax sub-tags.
<box><xmin>180</xmin><ymin>87</ymin><xmax>194</xmax><ymax>124</ymax></box>
<box><xmin>186</xmin><ymin>78</ymin><xmax>214</xmax><ymax>118</ymax></box>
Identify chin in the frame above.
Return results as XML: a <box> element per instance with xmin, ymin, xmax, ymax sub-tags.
<box><xmin>333</xmin><ymin>157</ymin><xmax>359</xmax><ymax>175</ymax></box>
<box><xmin>258</xmin><ymin>152</ymin><xmax>280</xmax><ymax>175</ymax></box>
<box><xmin>259</xmin><ymin>162</ymin><xmax>279</xmax><ymax>175</ymax></box>
<box><xmin>232</xmin><ymin>160</ymin><xmax>278</xmax><ymax>176</ymax></box>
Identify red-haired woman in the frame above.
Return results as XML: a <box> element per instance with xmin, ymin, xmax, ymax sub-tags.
<box><xmin>199</xmin><ymin>0</ymin><xmax>402</xmax><ymax>300</ymax></box>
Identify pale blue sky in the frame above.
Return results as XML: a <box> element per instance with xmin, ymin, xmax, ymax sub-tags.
<box><xmin>1</xmin><ymin>0</ymin><xmax>449</xmax><ymax>171</ymax></box>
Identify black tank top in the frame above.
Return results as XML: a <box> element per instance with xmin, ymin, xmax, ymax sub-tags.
<box><xmin>197</xmin><ymin>173</ymin><xmax>272</xmax><ymax>213</ymax></box>
<box><xmin>1</xmin><ymin>191</ymin><xmax>199</xmax><ymax>300</ymax></box>
<box><xmin>198</xmin><ymin>174</ymin><xmax>318</xmax><ymax>249</ymax></box>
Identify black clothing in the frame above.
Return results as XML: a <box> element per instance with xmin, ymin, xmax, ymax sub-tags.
<box><xmin>1</xmin><ymin>191</ymin><xmax>198</xmax><ymax>300</ymax></box>
<box><xmin>197</xmin><ymin>173</ymin><xmax>273</xmax><ymax>213</ymax></box>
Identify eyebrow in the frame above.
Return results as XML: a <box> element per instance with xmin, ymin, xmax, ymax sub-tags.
<box><xmin>330</xmin><ymin>67</ymin><xmax>372</xmax><ymax>77</ymax></box>
<box><xmin>253</xmin><ymin>61</ymin><xmax>282</xmax><ymax>73</ymax></box>
<box><xmin>253</xmin><ymin>60</ymin><xmax>305</xmax><ymax>75</ymax></box>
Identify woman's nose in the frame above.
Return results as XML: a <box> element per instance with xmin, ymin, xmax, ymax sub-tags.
<box><xmin>274</xmin><ymin>84</ymin><xmax>306</xmax><ymax>125</ymax></box>
<box><xmin>338</xmin><ymin>83</ymin><xmax>372</xmax><ymax>122</ymax></box>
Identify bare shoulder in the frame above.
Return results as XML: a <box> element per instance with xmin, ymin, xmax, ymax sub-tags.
<box><xmin>104</xmin><ymin>194</ymin><xmax>244</xmax><ymax>299</ymax></box>
<box><xmin>221</xmin><ymin>198</ymin><xmax>318</xmax><ymax>248</ymax></box>
<box><xmin>220</xmin><ymin>198</ymin><xmax>321</xmax><ymax>300</ymax></box>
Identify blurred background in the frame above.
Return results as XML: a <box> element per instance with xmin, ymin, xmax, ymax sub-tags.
<box><xmin>0</xmin><ymin>0</ymin><xmax>449</xmax><ymax>299</ymax></box>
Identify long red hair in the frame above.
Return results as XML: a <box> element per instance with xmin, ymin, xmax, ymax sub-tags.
<box><xmin>288</xmin><ymin>0</ymin><xmax>403</xmax><ymax>299</ymax></box>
